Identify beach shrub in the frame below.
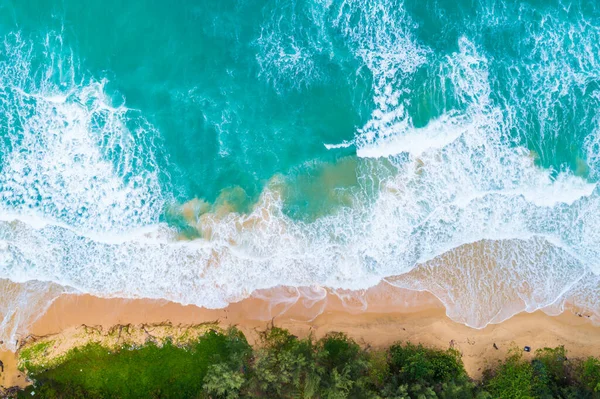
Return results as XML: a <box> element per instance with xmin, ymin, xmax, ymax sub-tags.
<box><xmin>577</xmin><ymin>357</ymin><xmax>600</xmax><ymax>393</ymax></box>
<box><xmin>483</xmin><ymin>346</ymin><xmax>599</xmax><ymax>399</ymax></box>
<box><xmin>246</xmin><ymin>328</ymin><xmax>375</xmax><ymax>398</ymax></box>
<box><xmin>387</xmin><ymin>343</ymin><xmax>465</xmax><ymax>384</ymax></box>
<box><xmin>484</xmin><ymin>348</ymin><xmax>535</xmax><ymax>399</ymax></box>
<box><xmin>18</xmin><ymin>328</ymin><xmax>251</xmax><ymax>399</ymax></box>
<box><xmin>246</xmin><ymin>326</ymin><xmax>319</xmax><ymax>398</ymax></box>
<box><xmin>529</xmin><ymin>346</ymin><xmax>571</xmax><ymax>398</ymax></box>
<box><xmin>315</xmin><ymin>332</ymin><xmax>372</xmax><ymax>398</ymax></box>
<box><xmin>382</xmin><ymin>342</ymin><xmax>476</xmax><ymax>398</ymax></box>
<box><xmin>366</xmin><ymin>349</ymin><xmax>390</xmax><ymax>389</ymax></box>
<box><xmin>15</xmin><ymin>326</ymin><xmax>600</xmax><ymax>399</ymax></box>
<box><xmin>18</xmin><ymin>341</ymin><xmax>53</xmax><ymax>372</ymax></box>
<box><xmin>202</xmin><ymin>362</ymin><xmax>246</xmax><ymax>399</ymax></box>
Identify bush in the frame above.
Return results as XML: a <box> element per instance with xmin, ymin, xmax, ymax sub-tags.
<box><xmin>315</xmin><ymin>332</ymin><xmax>371</xmax><ymax>398</ymax></box>
<box><xmin>485</xmin><ymin>348</ymin><xmax>535</xmax><ymax>399</ymax></box>
<box><xmin>484</xmin><ymin>346</ymin><xmax>600</xmax><ymax>399</ymax></box>
<box><xmin>202</xmin><ymin>363</ymin><xmax>246</xmax><ymax>399</ymax></box>
<box><xmin>246</xmin><ymin>328</ymin><xmax>373</xmax><ymax>398</ymax></box>
<box><xmin>246</xmin><ymin>327</ymin><xmax>319</xmax><ymax>398</ymax></box>
<box><xmin>18</xmin><ymin>328</ymin><xmax>251</xmax><ymax>399</ymax></box>
<box><xmin>16</xmin><ymin>327</ymin><xmax>600</xmax><ymax>399</ymax></box>
<box><xmin>530</xmin><ymin>346</ymin><xmax>570</xmax><ymax>398</ymax></box>
<box><xmin>382</xmin><ymin>342</ymin><xmax>476</xmax><ymax>398</ymax></box>
<box><xmin>577</xmin><ymin>357</ymin><xmax>600</xmax><ymax>394</ymax></box>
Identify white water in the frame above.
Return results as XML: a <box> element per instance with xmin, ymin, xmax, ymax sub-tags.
<box><xmin>2</xmin><ymin>2</ymin><xmax>600</xmax><ymax>349</ymax></box>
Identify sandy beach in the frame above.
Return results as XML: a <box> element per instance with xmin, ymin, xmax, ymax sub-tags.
<box><xmin>2</xmin><ymin>282</ymin><xmax>600</xmax><ymax>390</ymax></box>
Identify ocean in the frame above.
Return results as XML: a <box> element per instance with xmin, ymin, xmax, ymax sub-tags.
<box><xmin>1</xmin><ymin>0</ymin><xmax>600</xmax><ymax>345</ymax></box>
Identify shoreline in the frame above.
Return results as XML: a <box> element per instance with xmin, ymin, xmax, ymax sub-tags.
<box><xmin>2</xmin><ymin>284</ymin><xmax>600</xmax><ymax>390</ymax></box>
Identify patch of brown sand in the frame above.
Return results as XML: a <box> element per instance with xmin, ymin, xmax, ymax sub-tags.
<box><xmin>0</xmin><ymin>349</ymin><xmax>26</xmax><ymax>389</ymax></box>
<box><xmin>13</xmin><ymin>283</ymin><xmax>599</xmax><ymax>382</ymax></box>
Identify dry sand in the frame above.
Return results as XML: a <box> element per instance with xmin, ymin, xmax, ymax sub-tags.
<box><xmin>0</xmin><ymin>281</ymin><xmax>597</xmax><ymax>391</ymax></box>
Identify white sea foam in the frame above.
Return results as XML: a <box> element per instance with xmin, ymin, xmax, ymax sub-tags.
<box><xmin>357</xmin><ymin>112</ymin><xmax>471</xmax><ymax>158</ymax></box>
<box><xmin>255</xmin><ymin>0</ymin><xmax>332</xmax><ymax>92</ymax></box>
<box><xmin>0</xmin><ymin>279</ymin><xmax>71</xmax><ymax>349</ymax></box>
<box><xmin>324</xmin><ymin>141</ymin><xmax>354</xmax><ymax>150</ymax></box>
<box><xmin>0</xmin><ymin>33</ymin><xmax>168</xmax><ymax>234</ymax></box>
<box><xmin>343</xmin><ymin>19</ymin><xmax>600</xmax><ymax>326</ymax></box>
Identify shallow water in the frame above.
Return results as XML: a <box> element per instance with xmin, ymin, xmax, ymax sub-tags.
<box><xmin>1</xmin><ymin>0</ymin><xmax>600</xmax><ymax>346</ymax></box>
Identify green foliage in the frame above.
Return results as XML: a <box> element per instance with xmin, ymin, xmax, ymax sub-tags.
<box><xmin>18</xmin><ymin>340</ymin><xmax>53</xmax><ymax>371</ymax></box>
<box><xmin>388</xmin><ymin>342</ymin><xmax>466</xmax><ymax>384</ymax></box>
<box><xmin>483</xmin><ymin>346</ymin><xmax>600</xmax><ymax>399</ymax></box>
<box><xmin>367</xmin><ymin>350</ymin><xmax>390</xmax><ymax>389</ymax></box>
<box><xmin>316</xmin><ymin>332</ymin><xmax>371</xmax><ymax>398</ymax></box>
<box><xmin>382</xmin><ymin>342</ymin><xmax>475</xmax><ymax>398</ymax></box>
<box><xmin>485</xmin><ymin>349</ymin><xmax>535</xmax><ymax>399</ymax></box>
<box><xmin>15</xmin><ymin>327</ymin><xmax>600</xmax><ymax>399</ymax></box>
<box><xmin>579</xmin><ymin>357</ymin><xmax>600</xmax><ymax>393</ymax></box>
<box><xmin>247</xmin><ymin>327</ymin><xmax>319</xmax><ymax>398</ymax></box>
<box><xmin>18</xmin><ymin>328</ymin><xmax>251</xmax><ymax>399</ymax></box>
<box><xmin>235</xmin><ymin>328</ymin><xmax>375</xmax><ymax>398</ymax></box>
<box><xmin>203</xmin><ymin>363</ymin><xmax>246</xmax><ymax>399</ymax></box>
<box><xmin>530</xmin><ymin>346</ymin><xmax>570</xmax><ymax>398</ymax></box>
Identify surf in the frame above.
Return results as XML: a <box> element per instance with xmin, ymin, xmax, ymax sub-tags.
<box><xmin>1</xmin><ymin>0</ymin><xmax>600</xmax><ymax>350</ymax></box>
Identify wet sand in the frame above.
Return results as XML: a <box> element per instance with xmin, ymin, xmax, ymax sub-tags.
<box><xmin>0</xmin><ymin>350</ymin><xmax>24</xmax><ymax>390</ymax></box>
<box><xmin>0</xmin><ymin>282</ymin><xmax>594</xmax><ymax>387</ymax></box>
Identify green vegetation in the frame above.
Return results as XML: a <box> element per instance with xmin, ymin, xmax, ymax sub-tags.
<box><xmin>19</xmin><ymin>341</ymin><xmax>54</xmax><ymax>371</ymax></box>
<box><xmin>14</xmin><ymin>327</ymin><xmax>600</xmax><ymax>399</ymax></box>
<box><xmin>18</xmin><ymin>328</ymin><xmax>251</xmax><ymax>399</ymax></box>
<box><xmin>483</xmin><ymin>347</ymin><xmax>600</xmax><ymax>399</ymax></box>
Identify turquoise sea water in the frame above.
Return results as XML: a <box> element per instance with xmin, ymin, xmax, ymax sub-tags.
<box><xmin>1</xmin><ymin>0</ymin><xmax>600</xmax><ymax>341</ymax></box>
